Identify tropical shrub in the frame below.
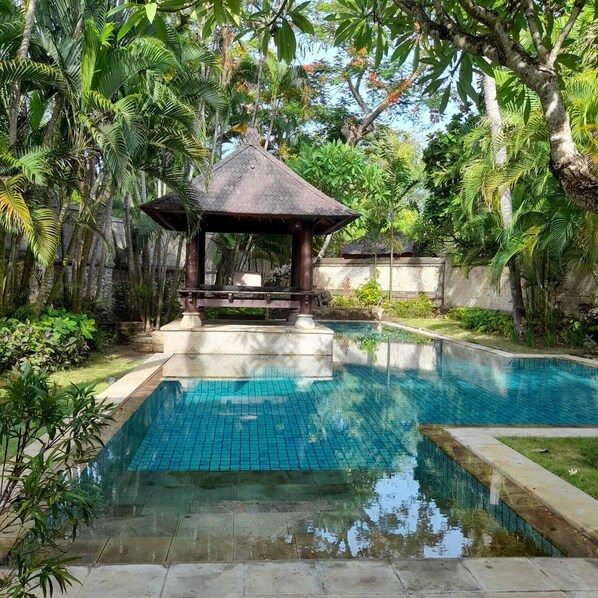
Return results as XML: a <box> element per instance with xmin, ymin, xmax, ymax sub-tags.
<box><xmin>0</xmin><ymin>365</ymin><xmax>113</xmax><ymax>597</ymax></box>
<box><xmin>447</xmin><ymin>307</ymin><xmax>515</xmax><ymax>338</ymax></box>
<box><xmin>0</xmin><ymin>309</ymin><xmax>97</xmax><ymax>373</ymax></box>
<box><xmin>355</xmin><ymin>277</ymin><xmax>383</xmax><ymax>306</ymax></box>
<box><xmin>560</xmin><ymin>304</ymin><xmax>598</xmax><ymax>351</ymax></box>
<box><xmin>386</xmin><ymin>295</ymin><xmax>434</xmax><ymax>318</ymax></box>
<box><xmin>331</xmin><ymin>295</ymin><xmax>361</xmax><ymax>308</ymax></box>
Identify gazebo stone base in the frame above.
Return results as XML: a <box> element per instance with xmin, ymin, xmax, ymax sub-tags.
<box><xmin>161</xmin><ymin>319</ymin><xmax>333</xmax><ymax>357</ymax></box>
<box><xmin>163</xmin><ymin>353</ymin><xmax>333</xmax><ymax>380</ymax></box>
<box><xmin>294</xmin><ymin>314</ymin><xmax>316</xmax><ymax>330</ymax></box>
<box><xmin>180</xmin><ymin>312</ymin><xmax>203</xmax><ymax>329</ymax></box>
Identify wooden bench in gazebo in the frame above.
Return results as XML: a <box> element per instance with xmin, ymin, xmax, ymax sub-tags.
<box><xmin>180</xmin><ymin>285</ymin><xmax>315</xmax><ymax>311</ymax></box>
<box><xmin>140</xmin><ymin>127</ymin><xmax>359</xmax><ymax>332</ymax></box>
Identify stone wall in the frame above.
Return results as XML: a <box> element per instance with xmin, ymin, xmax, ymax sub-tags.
<box><xmin>444</xmin><ymin>262</ymin><xmax>512</xmax><ymax>311</ymax></box>
<box><xmin>443</xmin><ymin>262</ymin><xmax>598</xmax><ymax>314</ymax></box>
<box><xmin>313</xmin><ymin>257</ymin><xmax>445</xmax><ymax>303</ymax></box>
<box><xmin>314</xmin><ymin>256</ymin><xmax>597</xmax><ymax>314</ymax></box>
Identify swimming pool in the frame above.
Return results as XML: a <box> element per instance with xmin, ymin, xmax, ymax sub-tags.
<box><xmin>76</xmin><ymin>323</ymin><xmax>598</xmax><ymax>562</ymax></box>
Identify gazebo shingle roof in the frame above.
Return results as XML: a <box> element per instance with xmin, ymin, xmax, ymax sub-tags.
<box><xmin>341</xmin><ymin>233</ymin><xmax>416</xmax><ymax>258</ymax></box>
<box><xmin>141</xmin><ymin>131</ymin><xmax>360</xmax><ymax>235</ymax></box>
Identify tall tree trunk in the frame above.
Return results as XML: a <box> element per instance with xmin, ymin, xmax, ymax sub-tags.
<box><xmin>8</xmin><ymin>0</ymin><xmax>38</xmax><ymax>147</ymax></box>
<box><xmin>3</xmin><ymin>235</ymin><xmax>21</xmax><ymax>311</ymax></box>
<box><xmin>483</xmin><ymin>74</ymin><xmax>526</xmax><ymax>341</ymax></box>
<box><xmin>123</xmin><ymin>192</ymin><xmax>141</xmax><ymax>318</ymax></box>
<box><xmin>534</xmin><ymin>74</ymin><xmax>598</xmax><ymax>212</ymax></box>
<box><xmin>264</xmin><ymin>100</ymin><xmax>278</xmax><ymax>151</ymax></box>
<box><xmin>507</xmin><ymin>257</ymin><xmax>526</xmax><ymax>340</ymax></box>
<box><xmin>314</xmin><ymin>234</ymin><xmax>333</xmax><ymax>263</ymax></box>
<box><xmin>93</xmin><ymin>190</ymin><xmax>114</xmax><ymax>303</ymax></box>
<box><xmin>251</xmin><ymin>42</ymin><xmax>265</xmax><ymax>128</ymax></box>
<box><xmin>155</xmin><ymin>235</ymin><xmax>168</xmax><ymax>330</ymax></box>
<box><xmin>34</xmin><ymin>202</ymin><xmax>70</xmax><ymax>313</ymax></box>
<box><xmin>86</xmin><ymin>236</ymin><xmax>99</xmax><ymax>300</ymax></box>
<box><xmin>18</xmin><ymin>246</ymin><xmax>36</xmax><ymax>304</ymax></box>
<box><xmin>0</xmin><ymin>230</ymin><xmax>6</xmax><ymax>312</ymax></box>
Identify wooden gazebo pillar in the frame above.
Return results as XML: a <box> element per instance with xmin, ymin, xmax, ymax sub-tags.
<box><xmin>295</xmin><ymin>222</ymin><xmax>316</xmax><ymax>329</ymax></box>
<box><xmin>197</xmin><ymin>230</ymin><xmax>206</xmax><ymax>320</ymax></box>
<box><xmin>291</xmin><ymin>230</ymin><xmax>301</xmax><ymax>288</ymax></box>
<box><xmin>181</xmin><ymin>231</ymin><xmax>205</xmax><ymax>329</ymax></box>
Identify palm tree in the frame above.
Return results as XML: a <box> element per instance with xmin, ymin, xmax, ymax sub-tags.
<box><xmin>0</xmin><ymin>0</ymin><xmax>221</xmax><ymax>314</ymax></box>
<box><xmin>457</xmin><ymin>69</ymin><xmax>598</xmax><ymax>340</ymax></box>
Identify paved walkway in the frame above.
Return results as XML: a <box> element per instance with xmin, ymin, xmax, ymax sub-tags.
<box><xmin>48</xmin><ymin>558</ymin><xmax>598</xmax><ymax>597</ymax></box>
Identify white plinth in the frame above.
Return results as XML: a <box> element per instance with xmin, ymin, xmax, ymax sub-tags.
<box><xmin>163</xmin><ymin>353</ymin><xmax>333</xmax><ymax>380</ymax></box>
<box><xmin>161</xmin><ymin>320</ymin><xmax>334</xmax><ymax>357</ymax></box>
<box><xmin>294</xmin><ymin>314</ymin><xmax>316</xmax><ymax>329</ymax></box>
<box><xmin>180</xmin><ymin>313</ymin><xmax>203</xmax><ymax>329</ymax></box>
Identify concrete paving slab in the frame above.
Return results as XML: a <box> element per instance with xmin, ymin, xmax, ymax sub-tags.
<box><xmin>98</xmin><ymin>537</ymin><xmax>171</xmax><ymax>564</ymax></box>
<box><xmin>531</xmin><ymin>558</ymin><xmax>598</xmax><ymax>591</ymax></box>
<box><xmin>59</xmin><ymin>558</ymin><xmax>598</xmax><ymax>598</ymax></box>
<box><xmin>298</xmin><ymin>595</ymin><xmax>409</xmax><ymax>598</ymax></box>
<box><xmin>30</xmin><ymin>566</ymin><xmax>91</xmax><ymax>598</ymax></box>
<box><xmin>79</xmin><ymin>564</ymin><xmax>167</xmax><ymax>598</ymax></box>
<box><xmin>391</xmin><ymin>558</ymin><xmax>482</xmax><ymax>592</ymax></box>
<box><xmin>318</xmin><ymin>560</ymin><xmax>402</xmax><ymax>594</ymax></box>
<box><xmin>244</xmin><ymin>561</ymin><xmax>324</xmax><ymax>596</ymax></box>
<box><xmin>463</xmin><ymin>558</ymin><xmax>561</xmax><ymax>593</ymax></box>
<box><xmin>161</xmin><ymin>563</ymin><xmax>244</xmax><ymax>597</ymax></box>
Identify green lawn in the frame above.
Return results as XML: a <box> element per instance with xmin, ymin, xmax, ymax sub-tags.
<box><xmin>499</xmin><ymin>437</ymin><xmax>598</xmax><ymax>500</ymax></box>
<box><xmin>394</xmin><ymin>318</ymin><xmax>581</xmax><ymax>355</ymax></box>
<box><xmin>2</xmin><ymin>348</ymin><xmax>143</xmax><ymax>458</ymax></box>
<box><xmin>49</xmin><ymin>348</ymin><xmax>144</xmax><ymax>393</ymax></box>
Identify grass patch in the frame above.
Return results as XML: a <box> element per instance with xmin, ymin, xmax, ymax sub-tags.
<box><xmin>499</xmin><ymin>437</ymin><xmax>598</xmax><ymax>500</ymax></box>
<box><xmin>394</xmin><ymin>318</ymin><xmax>581</xmax><ymax>355</ymax></box>
<box><xmin>2</xmin><ymin>348</ymin><xmax>143</xmax><ymax>458</ymax></box>
<box><xmin>49</xmin><ymin>348</ymin><xmax>144</xmax><ymax>393</ymax></box>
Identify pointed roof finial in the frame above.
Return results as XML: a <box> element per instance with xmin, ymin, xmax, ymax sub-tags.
<box><xmin>243</xmin><ymin>127</ymin><xmax>261</xmax><ymax>146</ymax></box>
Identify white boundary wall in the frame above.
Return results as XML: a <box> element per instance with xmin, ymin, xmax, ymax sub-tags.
<box><xmin>313</xmin><ymin>257</ymin><xmax>445</xmax><ymax>303</ymax></box>
<box><xmin>314</xmin><ymin>257</ymin><xmax>597</xmax><ymax>314</ymax></box>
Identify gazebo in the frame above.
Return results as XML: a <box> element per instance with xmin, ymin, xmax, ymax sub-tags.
<box><xmin>141</xmin><ymin>128</ymin><xmax>359</xmax><ymax>358</ymax></box>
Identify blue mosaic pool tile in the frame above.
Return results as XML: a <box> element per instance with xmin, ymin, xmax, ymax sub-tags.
<box><xmin>125</xmin><ymin>346</ymin><xmax>598</xmax><ymax>472</ymax></box>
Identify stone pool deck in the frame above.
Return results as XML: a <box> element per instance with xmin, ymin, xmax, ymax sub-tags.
<box><xmin>445</xmin><ymin>427</ymin><xmax>598</xmax><ymax>545</ymax></box>
<box><xmin>44</xmin><ymin>558</ymin><xmax>598</xmax><ymax>597</ymax></box>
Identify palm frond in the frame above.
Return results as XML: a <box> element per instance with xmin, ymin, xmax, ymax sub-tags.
<box><xmin>0</xmin><ymin>59</ymin><xmax>71</xmax><ymax>95</ymax></box>
<box><xmin>0</xmin><ymin>173</ymin><xmax>33</xmax><ymax>234</ymax></box>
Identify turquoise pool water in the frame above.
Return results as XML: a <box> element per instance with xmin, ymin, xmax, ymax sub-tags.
<box><xmin>125</xmin><ymin>324</ymin><xmax>598</xmax><ymax>472</ymax></box>
<box><xmin>78</xmin><ymin>323</ymin><xmax>598</xmax><ymax>561</ymax></box>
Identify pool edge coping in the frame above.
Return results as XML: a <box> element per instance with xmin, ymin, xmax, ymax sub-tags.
<box><xmin>87</xmin><ymin>353</ymin><xmax>173</xmax><ymax>464</ymax></box>
<box><xmin>354</xmin><ymin>319</ymin><xmax>598</xmax><ymax>369</ymax></box>
<box><xmin>97</xmin><ymin>353</ymin><xmax>173</xmax><ymax>405</ymax></box>
<box><xmin>436</xmin><ymin>426</ymin><xmax>598</xmax><ymax>548</ymax></box>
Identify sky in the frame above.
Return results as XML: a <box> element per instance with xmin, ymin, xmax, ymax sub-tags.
<box><xmin>300</xmin><ymin>37</ymin><xmax>462</xmax><ymax>144</ymax></box>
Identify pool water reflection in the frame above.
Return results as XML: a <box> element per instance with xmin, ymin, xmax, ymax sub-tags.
<box><xmin>73</xmin><ymin>322</ymin><xmax>598</xmax><ymax>562</ymax></box>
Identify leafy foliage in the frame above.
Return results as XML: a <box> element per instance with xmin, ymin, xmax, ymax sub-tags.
<box><xmin>0</xmin><ymin>309</ymin><xmax>97</xmax><ymax>373</ymax></box>
<box><xmin>447</xmin><ymin>307</ymin><xmax>515</xmax><ymax>338</ymax></box>
<box><xmin>559</xmin><ymin>303</ymin><xmax>598</xmax><ymax>351</ymax></box>
<box><xmin>355</xmin><ymin>275</ymin><xmax>383</xmax><ymax>306</ymax></box>
<box><xmin>386</xmin><ymin>295</ymin><xmax>433</xmax><ymax>318</ymax></box>
<box><xmin>0</xmin><ymin>364</ymin><xmax>113</xmax><ymax>597</ymax></box>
